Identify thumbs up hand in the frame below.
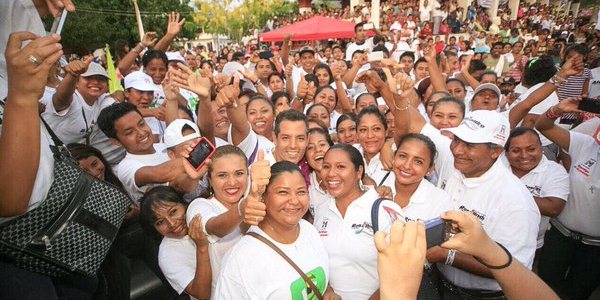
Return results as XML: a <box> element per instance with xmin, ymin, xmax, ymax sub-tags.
<box><xmin>239</xmin><ymin>149</ymin><xmax>270</xmax><ymax>225</ymax></box>
<box><xmin>215</xmin><ymin>74</ymin><xmax>240</xmax><ymax>109</ymax></box>
<box><xmin>65</xmin><ymin>56</ymin><xmax>94</xmax><ymax>77</ymax></box>
<box><xmin>297</xmin><ymin>76</ymin><xmax>309</xmax><ymax>99</ymax></box>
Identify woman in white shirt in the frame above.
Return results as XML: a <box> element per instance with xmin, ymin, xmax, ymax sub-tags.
<box><xmin>246</xmin><ymin>95</ymin><xmax>276</xmax><ymax>142</ymax></box>
<box><xmin>305</xmin><ymin>128</ymin><xmax>334</xmax><ymax>218</ymax></box>
<box><xmin>215</xmin><ymin>161</ymin><xmax>333</xmax><ymax>299</ymax></box>
<box><xmin>356</xmin><ymin>106</ymin><xmax>395</xmax><ymax>188</ymax></box>
<box><xmin>139</xmin><ymin>186</ymin><xmax>211</xmax><ymax>300</ymax></box>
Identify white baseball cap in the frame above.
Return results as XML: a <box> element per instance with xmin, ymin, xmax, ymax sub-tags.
<box><xmin>80</xmin><ymin>62</ymin><xmax>109</xmax><ymax>79</ymax></box>
<box><xmin>124</xmin><ymin>71</ymin><xmax>156</xmax><ymax>91</ymax></box>
<box><xmin>166</xmin><ymin>51</ymin><xmax>187</xmax><ymax>65</ymax></box>
<box><xmin>473</xmin><ymin>83</ymin><xmax>501</xmax><ymax>100</ymax></box>
<box><xmin>163</xmin><ymin>119</ymin><xmax>201</xmax><ymax>149</ymax></box>
<box><xmin>390</xmin><ymin>22</ymin><xmax>402</xmax><ymax>31</ymax></box>
<box><xmin>443</xmin><ymin>110</ymin><xmax>510</xmax><ymax>147</ymax></box>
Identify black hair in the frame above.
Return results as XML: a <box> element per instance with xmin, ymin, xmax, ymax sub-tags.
<box><xmin>268</xmin><ymin>72</ymin><xmax>284</xmax><ymax>84</ymax></box>
<box><xmin>357</xmin><ymin>105</ymin><xmax>387</xmax><ymax>131</ymax></box>
<box><xmin>432</xmin><ymin>96</ymin><xmax>466</xmax><ymax>116</ymax></box>
<box><xmin>481</xmin><ymin>71</ymin><xmax>498</xmax><ymax>81</ymax></box>
<box><xmin>371</xmin><ymin>68</ymin><xmax>388</xmax><ymax>82</ymax></box>
<box><xmin>246</xmin><ymin>94</ymin><xmax>274</xmax><ymax>114</ymax></box>
<box><xmin>336</xmin><ymin>113</ymin><xmax>357</xmax><ymax>129</ymax></box>
<box><xmin>142</xmin><ymin>49</ymin><xmax>168</xmax><ymax>68</ymax></box>
<box><xmin>97</xmin><ymin>102</ymin><xmax>142</xmax><ymax>139</ymax></box>
<box><xmin>468</xmin><ymin>60</ymin><xmax>487</xmax><ymax>75</ymax></box>
<box><xmin>271</xmin><ymin>91</ymin><xmax>291</xmax><ymax>105</ymax></box>
<box><xmin>562</xmin><ymin>43</ymin><xmax>588</xmax><ymax>63</ymax></box>
<box><xmin>139</xmin><ymin>186</ymin><xmax>187</xmax><ymax>238</ymax></box>
<box><xmin>208</xmin><ymin>145</ymin><xmax>248</xmax><ymax>176</ymax></box>
<box><xmin>354</xmin><ymin>22</ymin><xmax>365</xmax><ymax>33</ymax></box>
<box><xmin>304</xmin><ymin>74</ymin><xmax>319</xmax><ymax>86</ymax></box>
<box><xmin>355</xmin><ymin>93</ymin><xmax>377</xmax><ymax>110</ymax></box>
<box><xmin>274</xmin><ymin>109</ymin><xmax>308</xmax><ymax>136</ymax></box>
<box><xmin>372</xmin><ymin>44</ymin><xmax>390</xmax><ymax>57</ymax></box>
<box><xmin>414</xmin><ymin>57</ymin><xmax>428</xmax><ymax>69</ymax></box>
<box><xmin>399</xmin><ymin>51</ymin><xmax>415</xmax><ymax>62</ymax></box>
<box><xmin>504</xmin><ymin>127</ymin><xmax>542</xmax><ymax>151</ymax></box>
<box><xmin>313</xmin><ymin>63</ymin><xmax>335</xmax><ymax>85</ymax></box>
<box><xmin>446</xmin><ymin>78</ymin><xmax>466</xmax><ymax>89</ymax></box>
<box><xmin>200</xmin><ymin>60</ymin><xmax>214</xmax><ymax>70</ymax></box>
<box><xmin>492</xmin><ymin>42</ymin><xmax>505</xmax><ymax>49</ymax></box>
<box><xmin>326</xmin><ymin>144</ymin><xmax>365</xmax><ymax>179</ymax></box>
<box><xmin>314</xmin><ymin>85</ymin><xmax>338</xmax><ymax>110</ymax></box>
<box><xmin>67</xmin><ymin>143</ymin><xmax>125</xmax><ymax>192</ymax></box>
<box><xmin>522</xmin><ymin>56</ymin><xmax>556</xmax><ymax>87</ymax></box>
<box><xmin>308</xmin><ymin>127</ymin><xmax>334</xmax><ymax>146</ymax></box>
<box><xmin>178</xmin><ymin>104</ymin><xmax>194</xmax><ymax>121</ymax></box>
<box><xmin>351</xmin><ymin>49</ymin><xmax>365</xmax><ymax>60</ymax></box>
<box><xmin>265</xmin><ymin>161</ymin><xmax>306</xmax><ymax>193</ymax></box>
<box><xmin>306</xmin><ymin>103</ymin><xmax>330</xmax><ymax>117</ymax></box>
<box><xmin>426</xmin><ymin>91</ymin><xmax>452</xmax><ymax>107</ymax></box>
<box><xmin>396</xmin><ymin>133</ymin><xmax>437</xmax><ymax>168</ymax></box>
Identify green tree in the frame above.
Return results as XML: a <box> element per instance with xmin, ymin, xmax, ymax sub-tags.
<box><xmin>57</xmin><ymin>0</ymin><xmax>197</xmax><ymax>53</ymax></box>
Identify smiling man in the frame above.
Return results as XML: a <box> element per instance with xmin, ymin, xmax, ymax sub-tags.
<box><xmin>97</xmin><ymin>102</ymin><xmax>198</xmax><ymax>201</ymax></box>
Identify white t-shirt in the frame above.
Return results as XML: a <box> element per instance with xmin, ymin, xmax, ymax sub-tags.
<box><xmin>214</xmin><ymin>220</ymin><xmax>329</xmax><ymax>300</ymax></box>
<box><xmin>313</xmin><ymin>188</ymin><xmax>404</xmax><ymax>300</ymax></box>
<box><xmin>41</xmin><ymin>91</ymin><xmax>125</xmax><ymax>165</ymax></box>
<box><xmin>510</xmin><ymin>82</ymin><xmax>559</xmax><ymax>146</ymax></box>
<box><xmin>421</xmin><ymin>123</ymin><xmax>540</xmax><ymax>291</ymax></box>
<box><xmin>228</xmin><ymin>126</ymin><xmax>275</xmax><ymax>165</ymax></box>
<box><xmin>158</xmin><ymin>235</ymin><xmax>200</xmax><ymax>298</ymax></box>
<box><xmin>345</xmin><ymin>38</ymin><xmax>374</xmax><ymax>62</ymax></box>
<box><xmin>354</xmin><ymin>144</ymin><xmax>396</xmax><ymax>189</ymax></box>
<box><xmin>0</xmin><ymin>124</ymin><xmax>55</xmax><ymax>224</ymax></box>
<box><xmin>501</xmin><ymin>155</ymin><xmax>570</xmax><ymax>248</ymax></box>
<box><xmin>145</xmin><ymin>116</ymin><xmax>166</xmax><ymax>139</ymax></box>
<box><xmin>291</xmin><ymin>66</ymin><xmax>308</xmax><ymax>98</ymax></box>
<box><xmin>395</xmin><ymin>179</ymin><xmax>454</xmax><ymax>222</ymax></box>
<box><xmin>186</xmin><ymin>197</ymin><xmax>243</xmax><ymax>297</ymax></box>
<box><xmin>115</xmin><ymin>143</ymin><xmax>170</xmax><ymax>201</ymax></box>
<box><xmin>557</xmin><ymin>132</ymin><xmax>600</xmax><ymax>236</ymax></box>
<box><xmin>308</xmin><ymin>171</ymin><xmax>333</xmax><ymax>217</ymax></box>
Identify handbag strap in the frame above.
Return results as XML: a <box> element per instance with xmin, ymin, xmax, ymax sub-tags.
<box><xmin>246</xmin><ymin>232</ymin><xmax>324</xmax><ymax>300</ymax></box>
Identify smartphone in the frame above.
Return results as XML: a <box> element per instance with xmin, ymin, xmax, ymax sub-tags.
<box><xmin>424</xmin><ymin>218</ymin><xmax>454</xmax><ymax>249</ymax></box>
<box><xmin>368</xmin><ymin>51</ymin><xmax>384</xmax><ymax>62</ymax></box>
<box><xmin>578</xmin><ymin>98</ymin><xmax>600</xmax><ymax>114</ymax></box>
<box><xmin>50</xmin><ymin>9</ymin><xmax>68</xmax><ymax>35</ymax></box>
<box><xmin>186</xmin><ymin>137</ymin><xmax>216</xmax><ymax>171</ymax></box>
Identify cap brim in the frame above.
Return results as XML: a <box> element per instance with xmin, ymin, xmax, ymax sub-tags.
<box><xmin>81</xmin><ymin>72</ymin><xmax>109</xmax><ymax>79</ymax></box>
<box><xmin>130</xmin><ymin>83</ymin><xmax>157</xmax><ymax>92</ymax></box>
<box><xmin>442</xmin><ymin>126</ymin><xmax>494</xmax><ymax>144</ymax></box>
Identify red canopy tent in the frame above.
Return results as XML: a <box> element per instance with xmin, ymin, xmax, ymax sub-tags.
<box><xmin>259</xmin><ymin>16</ymin><xmax>358</xmax><ymax>42</ymax></box>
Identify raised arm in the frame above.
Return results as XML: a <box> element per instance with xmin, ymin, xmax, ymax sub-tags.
<box><xmin>185</xmin><ymin>215</ymin><xmax>212</xmax><ymax>299</ymax></box>
<box><xmin>154</xmin><ymin>12</ymin><xmax>185</xmax><ymax>52</ymax></box>
<box><xmin>52</xmin><ymin>56</ymin><xmax>93</xmax><ymax>112</ymax></box>
<box><xmin>332</xmin><ymin>61</ymin><xmax>353</xmax><ymax>113</ymax></box>
<box><xmin>458</xmin><ymin>55</ymin><xmax>480</xmax><ymax>90</ymax></box>
<box><xmin>215</xmin><ymin>76</ymin><xmax>249</xmax><ymax>146</ymax></box>
<box><xmin>0</xmin><ymin>33</ymin><xmax>62</xmax><ymax>217</ymax></box>
<box><xmin>343</xmin><ymin>52</ymin><xmax>368</xmax><ymax>88</ymax></box>
<box><xmin>280</xmin><ymin>33</ymin><xmax>292</xmax><ymax>68</ymax></box>
<box><xmin>535</xmin><ymin>97</ymin><xmax>583</xmax><ymax>151</ymax></box>
<box><xmin>424</xmin><ymin>46</ymin><xmax>448</xmax><ymax>93</ymax></box>
<box><xmin>117</xmin><ymin>32</ymin><xmax>157</xmax><ymax>76</ymax></box>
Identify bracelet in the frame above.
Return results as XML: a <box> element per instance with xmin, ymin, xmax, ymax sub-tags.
<box><xmin>445</xmin><ymin>249</ymin><xmax>457</xmax><ymax>265</ymax></box>
<box><xmin>548</xmin><ymin>74</ymin><xmax>566</xmax><ymax>88</ymax></box>
<box><xmin>475</xmin><ymin>242</ymin><xmax>513</xmax><ymax>270</ymax></box>
<box><xmin>545</xmin><ymin>106</ymin><xmax>562</xmax><ymax>119</ymax></box>
<box><xmin>393</xmin><ymin>98</ymin><xmax>411</xmax><ymax>111</ymax></box>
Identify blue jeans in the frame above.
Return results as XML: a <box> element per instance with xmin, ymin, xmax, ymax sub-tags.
<box><xmin>538</xmin><ymin>226</ymin><xmax>600</xmax><ymax>300</ymax></box>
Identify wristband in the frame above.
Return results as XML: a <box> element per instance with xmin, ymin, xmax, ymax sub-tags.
<box><xmin>475</xmin><ymin>242</ymin><xmax>513</xmax><ymax>270</ymax></box>
<box><xmin>545</xmin><ymin>106</ymin><xmax>562</xmax><ymax>119</ymax></box>
<box><xmin>445</xmin><ymin>249</ymin><xmax>456</xmax><ymax>265</ymax></box>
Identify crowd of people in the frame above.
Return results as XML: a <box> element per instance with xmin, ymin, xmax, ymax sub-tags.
<box><xmin>1</xmin><ymin>0</ymin><xmax>599</xmax><ymax>300</ymax></box>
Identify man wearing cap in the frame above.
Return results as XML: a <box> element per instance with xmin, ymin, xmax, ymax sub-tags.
<box><xmin>398</xmin><ymin>106</ymin><xmax>540</xmax><ymax>298</ymax></box>
<box><xmin>123</xmin><ymin>71</ymin><xmax>165</xmax><ymax>142</ymax></box>
<box><xmin>287</xmin><ymin>46</ymin><xmax>317</xmax><ymax>98</ymax></box>
<box><xmin>470</xmin><ymin>83</ymin><xmax>502</xmax><ymax>112</ymax></box>
<box><xmin>42</xmin><ymin>58</ymin><xmax>126</xmax><ymax>165</ymax></box>
<box><xmin>498</xmin><ymin>77</ymin><xmax>516</xmax><ymax>97</ymax></box>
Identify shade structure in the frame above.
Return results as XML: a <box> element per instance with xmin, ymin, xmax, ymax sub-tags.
<box><xmin>259</xmin><ymin>16</ymin><xmax>357</xmax><ymax>42</ymax></box>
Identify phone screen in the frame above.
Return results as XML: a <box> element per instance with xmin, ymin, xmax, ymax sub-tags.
<box><xmin>50</xmin><ymin>10</ymin><xmax>68</xmax><ymax>35</ymax></box>
<box><xmin>424</xmin><ymin>218</ymin><xmax>453</xmax><ymax>249</ymax></box>
<box><xmin>187</xmin><ymin>138</ymin><xmax>216</xmax><ymax>170</ymax></box>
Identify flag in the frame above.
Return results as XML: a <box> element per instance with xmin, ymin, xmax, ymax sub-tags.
<box><xmin>105</xmin><ymin>44</ymin><xmax>123</xmax><ymax>93</ymax></box>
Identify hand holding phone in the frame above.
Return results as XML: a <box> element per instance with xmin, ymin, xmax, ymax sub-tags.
<box><xmin>368</xmin><ymin>51</ymin><xmax>384</xmax><ymax>62</ymax></box>
<box><xmin>424</xmin><ymin>217</ymin><xmax>456</xmax><ymax>249</ymax></box>
<box><xmin>50</xmin><ymin>9</ymin><xmax>68</xmax><ymax>35</ymax></box>
<box><xmin>186</xmin><ymin>137</ymin><xmax>216</xmax><ymax>171</ymax></box>
<box><xmin>578</xmin><ymin>98</ymin><xmax>600</xmax><ymax>114</ymax></box>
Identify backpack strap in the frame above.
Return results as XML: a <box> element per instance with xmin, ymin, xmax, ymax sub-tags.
<box><xmin>370</xmin><ymin>198</ymin><xmax>387</xmax><ymax>233</ymax></box>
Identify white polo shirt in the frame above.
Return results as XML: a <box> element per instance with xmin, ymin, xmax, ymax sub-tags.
<box><xmin>557</xmin><ymin>132</ymin><xmax>600</xmax><ymax>236</ymax></box>
<box><xmin>228</xmin><ymin>126</ymin><xmax>275</xmax><ymax>165</ymax></box>
<box><xmin>421</xmin><ymin>123</ymin><xmax>540</xmax><ymax>291</ymax></box>
<box><xmin>313</xmin><ymin>188</ymin><xmax>403</xmax><ymax>300</ymax></box>
<box><xmin>308</xmin><ymin>171</ymin><xmax>333</xmax><ymax>217</ymax></box>
<box><xmin>395</xmin><ymin>179</ymin><xmax>454</xmax><ymax>222</ymax></box>
<box><xmin>158</xmin><ymin>235</ymin><xmax>199</xmax><ymax>298</ymax></box>
<box><xmin>501</xmin><ymin>155</ymin><xmax>570</xmax><ymax>248</ymax></box>
<box><xmin>354</xmin><ymin>144</ymin><xmax>396</xmax><ymax>189</ymax></box>
<box><xmin>115</xmin><ymin>143</ymin><xmax>170</xmax><ymax>201</ymax></box>
<box><xmin>186</xmin><ymin>197</ymin><xmax>243</xmax><ymax>298</ymax></box>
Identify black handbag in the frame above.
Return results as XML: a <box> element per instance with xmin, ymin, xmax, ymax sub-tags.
<box><xmin>0</xmin><ymin>119</ymin><xmax>132</xmax><ymax>277</ymax></box>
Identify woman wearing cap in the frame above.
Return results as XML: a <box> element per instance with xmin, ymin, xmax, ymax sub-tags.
<box><xmin>535</xmin><ymin>98</ymin><xmax>600</xmax><ymax>300</ymax></box>
<box><xmin>42</xmin><ymin>57</ymin><xmax>126</xmax><ymax>165</ymax></box>
<box><xmin>123</xmin><ymin>71</ymin><xmax>166</xmax><ymax>143</ymax></box>
<box><xmin>470</xmin><ymin>83</ymin><xmax>501</xmax><ymax>111</ymax></box>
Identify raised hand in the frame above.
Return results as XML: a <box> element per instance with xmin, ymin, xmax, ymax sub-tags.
<box><xmin>423</xmin><ymin>46</ymin><xmax>437</xmax><ymax>64</ymax></box>
<box><xmin>331</xmin><ymin>60</ymin><xmax>345</xmax><ymax>80</ymax></box>
<box><xmin>166</xmin><ymin>12</ymin><xmax>186</xmax><ymax>37</ymax></box>
<box><xmin>141</xmin><ymin>32</ymin><xmax>158</xmax><ymax>48</ymax></box>
<box><xmin>352</xmin><ymin>52</ymin><xmax>368</xmax><ymax>67</ymax></box>
<box><xmin>552</xmin><ymin>97</ymin><xmax>584</xmax><ymax>115</ymax></box>
<box><xmin>239</xmin><ymin>68</ymin><xmax>259</xmax><ymax>84</ymax></box>
<box><xmin>6</xmin><ymin>32</ymin><xmax>63</xmax><ymax>100</ymax></box>
<box><xmin>305</xmin><ymin>81</ymin><xmax>316</xmax><ymax>101</ymax></box>
<box><xmin>557</xmin><ymin>54</ymin><xmax>585</xmax><ymax>78</ymax></box>
<box><xmin>64</xmin><ymin>56</ymin><xmax>93</xmax><ymax>77</ymax></box>
<box><xmin>461</xmin><ymin>55</ymin><xmax>472</xmax><ymax>73</ymax></box>
<box><xmin>440</xmin><ymin>211</ymin><xmax>497</xmax><ymax>262</ymax></box>
<box><xmin>39</xmin><ymin>0</ymin><xmax>76</xmax><ymax>17</ymax></box>
<box><xmin>188</xmin><ymin>215</ymin><xmax>209</xmax><ymax>247</ymax></box>
<box><xmin>215</xmin><ymin>75</ymin><xmax>240</xmax><ymax>108</ymax></box>
<box><xmin>394</xmin><ymin>71</ymin><xmax>414</xmax><ymax>92</ymax></box>
<box><xmin>356</xmin><ymin>70</ymin><xmax>386</xmax><ymax>92</ymax></box>
<box><xmin>240</xmin><ymin>150</ymin><xmax>269</xmax><ymax>226</ymax></box>
<box><xmin>297</xmin><ymin>76</ymin><xmax>309</xmax><ymax>99</ymax></box>
<box><xmin>285</xmin><ymin>63</ymin><xmax>294</xmax><ymax>79</ymax></box>
<box><xmin>170</xmin><ymin>62</ymin><xmax>212</xmax><ymax>99</ymax></box>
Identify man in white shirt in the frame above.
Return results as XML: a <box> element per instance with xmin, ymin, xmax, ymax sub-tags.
<box><xmin>416</xmin><ymin>110</ymin><xmax>540</xmax><ymax>298</ymax></box>
<box><xmin>345</xmin><ymin>22</ymin><xmax>374</xmax><ymax>61</ymax></box>
<box><xmin>290</xmin><ymin>46</ymin><xmax>317</xmax><ymax>97</ymax></box>
<box><xmin>97</xmin><ymin>102</ymin><xmax>200</xmax><ymax>201</ymax></box>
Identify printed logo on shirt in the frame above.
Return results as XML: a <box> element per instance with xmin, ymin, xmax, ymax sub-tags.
<box><xmin>440</xmin><ymin>180</ymin><xmax>447</xmax><ymax>190</ymax></box>
<box><xmin>351</xmin><ymin>222</ymin><xmax>374</xmax><ymax>236</ymax></box>
<box><xmin>574</xmin><ymin>158</ymin><xmax>596</xmax><ymax>177</ymax></box>
<box><xmin>318</xmin><ymin>217</ymin><xmax>329</xmax><ymax>237</ymax></box>
<box><xmin>525</xmin><ymin>185</ymin><xmax>542</xmax><ymax>197</ymax></box>
<box><xmin>290</xmin><ymin>267</ymin><xmax>326</xmax><ymax>300</ymax></box>
<box><xmin>458</xmin><ymin>205</ymin><xmax>486</xmax><ymax>221</ymax></box>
